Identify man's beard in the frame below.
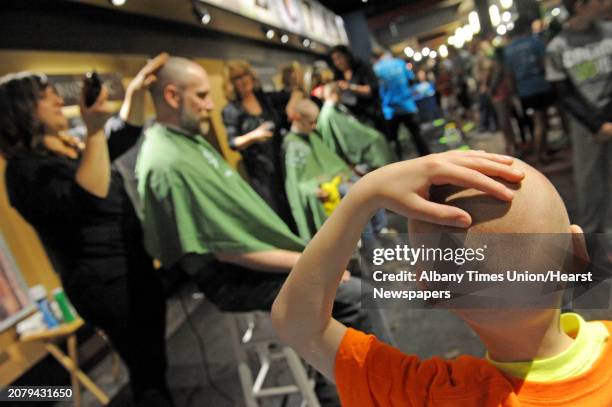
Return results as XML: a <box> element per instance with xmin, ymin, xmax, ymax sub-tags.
<box><xmin>178</xmin><ymin>105</ymin><xmax>208</xmax><ymax>136</ymax></box>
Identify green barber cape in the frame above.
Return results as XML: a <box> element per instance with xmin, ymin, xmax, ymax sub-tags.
<box><xmin>136</xmin><ymin>123</ymin><xmax>305</xmax><ymax>268</ymax></box>
<box><xmin>317</xmin><ymin>102</ymin><xmax>395</xmax><ymax>169</ymax></box>
<box><xmin>282</xmin><ymin>130</ymin><xmax>352</xmax><ymax>241</ymax></box>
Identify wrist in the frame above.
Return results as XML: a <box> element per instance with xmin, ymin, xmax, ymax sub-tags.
<box><xmin>85</xmin><ymin>127</ymin><xmax>106</xmax><ymax>139</ymax></box>
<box><xmin>349</xmin><ymin>173</ymin><xmax>381</xmax><ymax>215</ymax></box>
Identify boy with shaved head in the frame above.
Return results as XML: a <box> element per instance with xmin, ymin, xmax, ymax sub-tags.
<box><xmin>283</xmin><ymin>98</ymin><xmax>390</xmax><ymax>241</ymax></box>
<box><xmin>273</xmin><ymin>154</ymin><xmax>612</xmax><ymax>406</ymax></box>
<box><xmin>283</xmin><ymin>98</ymin><xmax>352</xmax><ymax>241</ymax></box>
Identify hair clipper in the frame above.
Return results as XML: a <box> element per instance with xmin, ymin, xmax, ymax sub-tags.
<box><xmin>83</xmin><ymin>71</ymin><xmax>102</xmax><ymax>108</ymax></box>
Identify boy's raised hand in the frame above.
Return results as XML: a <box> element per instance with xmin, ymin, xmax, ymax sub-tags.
<box><xmin>359</xmin><ymin>150</ymin><xmax>524</xmax><ymax>228</ymax></box>
<box><xmin>272</xmin><ymin>149</ymin><xmax>525</xmax><ymax>382</ymax></box>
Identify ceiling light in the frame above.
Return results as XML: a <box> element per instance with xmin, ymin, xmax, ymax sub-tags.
<box><xmin>266</xmin><ymin>29</ymin><xmax>275</xmax><ymax>39</ymax></box>
<box><xmin>502</xmin><ymin>11</ymin><xmax>512</xmax><ymax>22</ymax></box>
<box><xmin>430</xmin><ymin>50</ymin><xmax>437</xmax><ymax>59</ymax></box>
<box><xmin>109</xmin><ymin>0</ymin><xmax>126</xmax><ymax>5</ymax></box>
<box><xmin>414</xmin><ymin>52</ymin><xmax>422</xmax><ymax>62</ymax></box>
<box><xmin>192</xmin><ymin>1</ymin><xmax>212</xmax><ymax>25</ymax></box>
<box><xmin>404</xmin><ymin>46</ymin><xmax>414</xmax><ymax>57</ymax></box>
<box><xmin>463</xmin><ymin>25</ymin><xmax>474</xmax><ymax>41</ymax></box>
<box><xmin>497</xmin><ymin>24</ymin><xmax>507</xmax><ymax>35</ymax></box>
<box><xmin>454</xmin><ymin>27</ymin><xmax>466</xmax><ymax>48</ymax></box>
<box><xmin>500</xmin><ymin>0</ymin><xmax>513</xmax><ymax>9</ymax></box>
<box><xmin>489</xmin><ymin>5</ymin><xmax>501</xmax><ymax>26</ymax></box>
<box><xmin>422</xmin><ymin>47</ymin><xmax>430</xmax><ymax>56</ymax></box>
<box><xmin>469</xmin><ymin>11</ymin><xmax>481</xmax><ymax>33</ymax></box>
<box><xmin>302</xmin><ymin>38</ymin><xmax>311</xmax><ymax>47</ymax></box>
<box><xmin>281</xmin><ymin>34</ymin><xmax>289</xmax><ymax>43</ymax></box>
<box><xmin>551</xmin><ymin>7</ymin><xmax>560</xmax><ymax>16</ymax></box>
<box><xmin>439</xmin><ymin>45</ymin><xmax>448</xmax><ymax>58</ymax></box>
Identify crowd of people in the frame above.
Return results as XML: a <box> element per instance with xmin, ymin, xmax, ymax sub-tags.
<box><xmin>0</xmin><ymin>0</ymin><xmax>611</xmax><ymax>405</ymax></box>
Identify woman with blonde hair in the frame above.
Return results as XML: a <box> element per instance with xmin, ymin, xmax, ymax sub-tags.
<box><xmin>222</xmin><ymin>60</ymin><xmax>297</xmax><ymax>229</ymax></box>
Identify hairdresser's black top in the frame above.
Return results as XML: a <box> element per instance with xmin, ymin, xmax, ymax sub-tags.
<box><xmin>222</xmin><ymin>90</ymin><xmax>284</xmax><ymax>177</ymax></box>
<box><xmin>334</xmin><ymin>60</ymin><xmax>381</xmax><ymax>126</ymax></box>
<box><xmin>222</xmin><ymin>90</ymin><xmax>296</xmax><ymax>229</ymax></box>
<box><xmin>5</xmin><ymin>118</ymin><xmax>151</xmax><ymax>282</ymax></box>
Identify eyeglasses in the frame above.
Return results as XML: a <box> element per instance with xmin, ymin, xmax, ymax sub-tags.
<box><xmin>231</xmin><ymin>72</ymin><xmax>250</xmax><ymax>82</ymax></box>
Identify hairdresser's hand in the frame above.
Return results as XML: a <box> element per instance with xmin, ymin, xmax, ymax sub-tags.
<box><xmin>358</xmin><ymin>150</ymin><xmax>525</xmax><ymax>228</ymax></box>
<box><xmin>126</xmin><ymin>52</ymin><xmax>169</xmax><ymax>94</ymax></box>
<box><xmin>337</xmin><ymin>80</ymin><xmax>350</xmax><ymax>90</ymax></box>
<box><xmin>252</xmin><ymin>122</ymin><xmax>274</xmax><ymax>143</ymax></box>
<box><xmin>121</xmin><ymin>53</ymin><xmax>169</xmax><ymax>126</ymax></box>
<box><xmin>80</xmin><ymin>85</ymin><xmax>112</xmax><ymax>137</ymax></box>
<box><xmin>43</xmin><ymin>134</ymin><xmax>84</xmax><ymax>159</ymax></box>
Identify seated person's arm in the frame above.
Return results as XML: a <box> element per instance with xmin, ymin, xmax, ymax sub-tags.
<box><xmin>272</xmin><ymin>150</ymin><xmax>524</xmax><ymax>381</ymax></box>
<box><xmin>215</xmin><ymin>249</ymin><xmax>300</xmax><ymax>273</ymax></box>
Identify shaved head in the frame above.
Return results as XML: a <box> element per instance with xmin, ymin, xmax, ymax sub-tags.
<box><xmin>410</xmin><ymin>159</ymin><xmax>570</xmax><ymax>235</ymax></box>
<box><xmin>150</xmin><ymin>56</ymin><xmax>205</xmax><ymax>107</ymax></box>
<box><xmin>291</xmin><ymin>98</ymin><xmax>320</xmax><ymax>134</ymax></box>
<box><xmin>149</xmin><ymin>56</ymin><xmax>214</xmax><ymax>135</ymax></box>
<box><xmin>294</xmin><ymin>99</ymin><xmax>320</xmax><ymax>122</ymax></box>
<box><xmin>408</xmin><ymin>160</ymin><xmax>582</xmax><ymax>312</ymax></box>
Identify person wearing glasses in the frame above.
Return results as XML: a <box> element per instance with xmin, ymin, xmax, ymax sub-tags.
<box><xmin>222</xmin><ymin>61</ymin><xmax>300</xmax><ymax>230</ymax></box>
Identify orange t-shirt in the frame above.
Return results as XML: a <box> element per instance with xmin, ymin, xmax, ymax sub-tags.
<box><xmin>335</xmin><ymin>322</ymin><xmax>612</xmax><ymax>406</ymax></box>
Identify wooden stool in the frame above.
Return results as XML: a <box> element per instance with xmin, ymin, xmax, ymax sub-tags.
<box><xmin>20</xmin><ymin>319</ymin><xmax>110</xmax><ymax>407</ymax></box>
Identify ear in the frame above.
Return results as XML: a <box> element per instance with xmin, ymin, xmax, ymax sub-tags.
<box><xmin>570</xmin><ymin>224</ymin><xmax>590</xmax><ymax>273</ymax></box>
<box><xmin>163</xmin><ymin>84</ymin><xmax>181</xmax><ymax>109</ymax></box>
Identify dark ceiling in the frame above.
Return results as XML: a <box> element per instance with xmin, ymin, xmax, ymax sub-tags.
<box><xmin>319</xmin><ymin>0</ymin><xmax>464</xmax><ymax>47</ymax></box>
<box><xmin>318</xmin><ymin>0</ymin><xmax>418</xmax><ymax>17</ymax></box>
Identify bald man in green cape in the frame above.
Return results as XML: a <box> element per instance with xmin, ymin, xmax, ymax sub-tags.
<box><xmin>317</xmin><ymin>83</ymin><xmax>395</xmax><ymax>171</ymax></box>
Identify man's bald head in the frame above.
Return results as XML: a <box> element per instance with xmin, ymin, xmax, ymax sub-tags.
<box><xmin>149</xmin><ymin>56</ymin><xmax>214</xmax><ymax>135</ymax></box>
<box><xmin>150</xmin><ymin>57</ymin><xmax>206</xmax><ymax>107</ymax></box>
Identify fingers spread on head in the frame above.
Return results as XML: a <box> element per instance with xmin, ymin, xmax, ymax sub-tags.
<box><xmin>410</xmin><ymin>196</ymin><xmax>472</xmax><ymax>228</ymax></box>
<box><xmin>451</xmin><ymin>156</ymin><xmax>524</xmax><ymax>182</ymax></box>
<box><xmin>431</xmin><ymin>164</ymin><xmax>515</xmax><ymax>201</ymax></box>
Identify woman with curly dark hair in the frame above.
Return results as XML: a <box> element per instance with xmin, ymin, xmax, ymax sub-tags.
<box><xmin>0</xmin><ymin>54</ymin><xmax>173</xmax><ymax>407</ymax></box>
<box><xmin>328</xmin><ymin>45</ymin><xmax>383</xmax><ymax>130</ymax></box>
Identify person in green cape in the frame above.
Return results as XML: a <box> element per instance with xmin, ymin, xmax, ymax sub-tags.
<box><xmin>283</xmin><ymin>99</ymin><xmax>388</xmax><ymax>241</ymax></box>
<box><xmin>317</xmin><ymin>82</ymin><xmax>395</xmax><ymax>172</ymax></box>
<box><xmin>134</xmin><ymin>57</ymin><xmax>392</xmax><ymax>405</ymax></box>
